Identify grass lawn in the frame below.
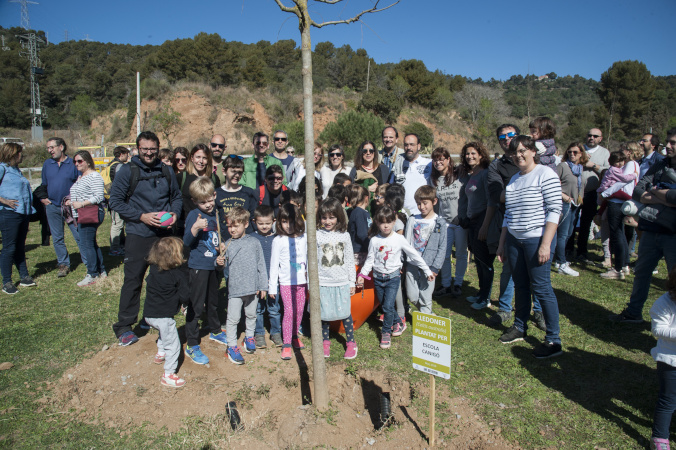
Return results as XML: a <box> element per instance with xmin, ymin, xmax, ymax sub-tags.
<box><xmin>0</xmin><ymin>215</ymin><xmax>670</xmax><ymax>448</ymax></box>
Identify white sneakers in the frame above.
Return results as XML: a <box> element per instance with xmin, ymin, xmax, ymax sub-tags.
<box><xmin>558</xmin><ymin>262</ymin><xmax>579</xmax><ymax>277</ymax></box>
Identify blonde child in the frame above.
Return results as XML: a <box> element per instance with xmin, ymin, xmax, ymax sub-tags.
<box><xmin>269</xmin><ymin>203</ymin><xmax>308</xmax><ymax>360</ymax></box>
<box><xmin>144</xmin><ymin>237</ymin><xmax>189</xmax><ymax>388</ymax></box>
<box><xmin>317</xmin><ymin>198</ymin><xmax>357</xmax><ymax>359</ymax></box>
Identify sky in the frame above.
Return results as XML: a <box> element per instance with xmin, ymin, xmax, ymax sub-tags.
<box><xmin>0</xmin><ymin>0</ymin><xmax>673</xmax><ymax>81</ymax></box>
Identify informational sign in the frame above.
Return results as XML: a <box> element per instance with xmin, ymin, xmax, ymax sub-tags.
<box><xmin>412</xmin><ymin>312</ymin><xmax>451</xmax><ymax>379</ymax></box>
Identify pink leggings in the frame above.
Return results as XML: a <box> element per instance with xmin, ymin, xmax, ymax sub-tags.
<box><xmin>279</xmin><ymin>284</ymin><xmax>307</xmax><ymax>345</ymax></box>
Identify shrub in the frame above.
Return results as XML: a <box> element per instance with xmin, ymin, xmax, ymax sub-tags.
<box><xmin>359</xmin><ymin>87</ymin><xmax>402</xmax><ymax>123</ymax></box>
<box><xmin>403</xmin><ymin>122</ymin><xmax>433</xmax><ymax>148</ymax></box>
<box><xmin>318</xmin><ymin>110</ymin><xmax>384</xmax><ymax>160</ymax></box>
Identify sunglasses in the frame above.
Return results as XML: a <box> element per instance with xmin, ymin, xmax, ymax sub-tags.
<box><xmin>227</xmin><ymin>154</ymin><xmax>243</xmax><ymax>160</ymax></box>
<box><xmin>274</xmin><ymin>137</ymin><xmax>288</xmax><ymax>142</ymax></box>
<box><xmin>73</xmin><ymin>159</ymin><xmax>85</xmax><ymax>164</ymax></box>
<box><xmin>361</xmin><ymin>148</ymin><xmax>375</xmax><ymax>154</ymax></box>
<box><xmin>587</xmin><ymin>134</ymin><xmax>601</xmax><ymax>138</ymax></box>
<box><xmin>210</xmin><ymin>143</ymin><xmax>225</xmax><ymax>149</ymax></box>
<box><xmin>567</xmin><ymin>151</ymin><xmax>580</xmax><ymax>155</ymax></box>
<box><xmin>498</xmin><ymin>131</ymin><xmax>517</xmax><ymax>141</ymax></box>
<box><xmin>329</xmin><ymin>152</ymin><xmax>343</xmax><ymax>158</ymax></box>
<box><xmin>256</xmin><ymin>141</ymin><xmax>269</xmax><ymax>146</ymax></box>
<box><xmin>175</xmin><ymin>157</ymin><xmax>187</xmax><ymax>163</ymax></box>
<box><xmin>267</xmin><ymin>176</ymin><xmax>283</xmax><ymax>181</ymax></box>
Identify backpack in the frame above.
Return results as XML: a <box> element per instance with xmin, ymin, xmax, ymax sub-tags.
<box><xmin>101</xmin><ymin>161</ymin><xmax>120</xmax><ymax>200</ymax></box>
<box><xmin>258</xmin><ymin>184</ymin><xmax>288</xmax><ymax>205</ymax></box>
<box><xmin>125</xmin><ymin>163</ymin><xmax>176</xmax><ymax>203</ymax></box>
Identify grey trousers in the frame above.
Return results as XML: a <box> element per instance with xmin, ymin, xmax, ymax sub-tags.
<box><xmin>145</xmin><ymin>317</ymin><xmax>180</xmax><ymax>374</ymax></box>
<box><xmin>405</xmin><ymin>266</ymin><xmax>434</xmax><ymax>314</ymax></box>
<box><xmin>226</xmin><ymin>294</ymin><xmax>258</xmax><ymax>347</ymax></box>
<box><xmin>109</xmin><ymin>210</ymin><xmax>125</xmax><ymax>252</ymax></box>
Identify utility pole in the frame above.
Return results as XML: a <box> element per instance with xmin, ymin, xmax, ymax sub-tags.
<box><xmin>10</xmin><ymin>0</ymin><xmax>37</xmax><ymax>30</ymax></box>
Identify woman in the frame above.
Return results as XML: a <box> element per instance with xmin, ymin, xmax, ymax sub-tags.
<box><xmin>554</xmin><ymin>142</ymin><xmax>588</xmax><ymax>277</ymax></box>
<box><xmin>291</xmin><ymin>144</ymin><xmax>324</xmax><ymax>192</ymax></box>
<box><xmin>181</xmin><ymin>143</ymin><xmax>221</xmax><ymax>220</ymax></box>
<box><xmin>429</xmin><ymin>147</ymin><xmax>467</xmax><ymax>297</ymax></box>
<box><xmin>319</xmin><ymin>144</ymin><xmax>351</xmax><ymax>197</ymax></box>
<box><xmin>497</xmin><ymin>135</ymin><xmax>563</xmax><ymax>358</ymax></box>
<box><xmin>172</xmin><ymin>147</ymin><xmax>188</xmax><ymax>176</ymax></box>
<box><xmin>458</xmin><ymin>142</ymin><xmax>493</xmax><ymax>309</ymax></box>
<box><xmin>0</xmin><ymin>143</ymin><xmax>36</xmax><ymax>294</ymax></box>
<box><xmin>349</xmin><ymin>141</ymin><xmax>390</xmax><ymax>194</ymax></box>
<box><xmin>69</xmin><ymin>150</ymin><xmax>107</xmax><ymax>287</ymax></box>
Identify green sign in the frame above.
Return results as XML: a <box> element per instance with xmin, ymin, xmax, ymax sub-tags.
<box><xmin>412</xmin><ymin>312</ymin><xmax>451</xmax><ymax>379</ymax></box>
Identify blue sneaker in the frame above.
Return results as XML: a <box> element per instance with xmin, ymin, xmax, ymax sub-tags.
<box><xmin>227</xmin><ymin>346</ymin><xmax>245</xmax><ymax>365</ymax></box>
<box><xmin>471</xmin><ymin>299</ymin><xmax>490</xmax><ymax>310</ymax></box>
<box><xmin>209</xmin><ymin>331</ymin><xmax>228</xmax><ymax>345</ymax></box>
<box><xmin>118</xmin><ymin>331</ymin><xmax>138</xmax><ymax>347</ymax></box>
<box><xmin>139</xmin><ymin>318</ymin><xmax>150</xmax><ymax>330</ymax></box>
<box><xmin>466</xmin><ymin>295</ymin><xmax>480</xmax><ymax>304</ymax></box>
<box><xmin>243</xmin><ymin>337</ymin><xmax>256</xmax><ymax>354</ymax></box>
<box><xmin>185</xmin><ymin>345</ymin><xmax>209</xmax><ymax>365</ymax></box>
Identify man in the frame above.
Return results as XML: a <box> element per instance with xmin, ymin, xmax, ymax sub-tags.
<box><xmin>210</xmin><ymin>134</ymin><xmax>228</xmax><ymax>185</ymax></box>
<box><xmin>638</xmin><ymin>133</ymin><xmax>664</xmax><ymax>179</ymax></box>
<box><xmin>610</xmin><ymin>129</ymin><xmax>676</xmax><ymax>323</ymax></box>
<box><xmin>40</xmin><ymin>137</ymin><xmax>83</xmax><ymax>277</ymax></box>
<box><xmin>574</xmin><ymin>128</ymin><xmax>610</xmax><ymax>262</ymax></box>
<box><xmin>379</xmin><ymin>126</ymin><xmax>405</xmax><ymax>172</ymax></box>
<box><xmin>391</xmin><ymin>133</ymin><xmax>432</xmax><ymax>215</ymax></box>
<box><xmin>109</xmin><ymin>131</ymin><xmax>182</xmax><ymax>346</ymax></box>
<box><xmin>270</xmin><ymin>130</ymin><xmax>295</xmax><ymax>173</ymax></box>
<box><xmin>108</xmin><ymin>146</ymin><xmax>130</xmax><ymax>256</ymax></box>
<box><xmin>240</xmin><ymin>132</ymin><xmax>285</xmax><ymax>189</ymax></box>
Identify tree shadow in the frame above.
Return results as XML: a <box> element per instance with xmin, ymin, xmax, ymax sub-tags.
<box><xmin>294</xmin><ymin>348</ymin><xmax>312</xmax><ymax>405</ymax></box>
<box><xmin>399</xmin><ymin>405</ymin><xmax>426</xmax><ymax>441</ymax></box>
<box><xmin>360</xmin><ymin>377</ymin><xmax>385</xmax><ymax>429</ymax></box>
<box><xmin>512</xmin><ymin>346</ymin><xmax>655</xmax><ymax>446</ymax></box>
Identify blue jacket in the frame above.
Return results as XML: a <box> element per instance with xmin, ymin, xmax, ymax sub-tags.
<box><xmin>41</xmin><ymin>156</ymin><xmax>79</xmax><ymax>204</ymax></box>
<box><xmin>0</xmin><ymin>163</ymin><xmax>35</xmax><ymax>216</ymax></box>
<box><xmin>109</xmin><ymin>156</ymin><xmax>182</xmax><ymax>238</ymax></box>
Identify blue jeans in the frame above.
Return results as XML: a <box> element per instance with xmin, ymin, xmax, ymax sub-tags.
<box><xmin>0</xmin><ymin>209</ymin><xmax>30</xmax><ymax>284</ymax></box>
<box><xmin>505</xmin><ymin>232</ymin><xmax>561</xmax><ymax>344</ymax></box>
<box><xmin>77</xmin><ymin>208</ymin><xmax>106</xmax><ymax>276</ymax></box>
<box><xmin>497</xmin><ymin>255</ymin><xmax>542</xmax><ymax>313</ymax></box>
<box><xmin>555</xmin><ymin>202</ymin><xmax>577</xmax><ymax>265</ymax></box>
<box><xmin>653</xmin><ymin>361</ymin><xmax>676</xmax><ymax>439</ymax></box>
<box><xmin>45</xmin><ymin>203</ymin><xmax>83</xmax><ymax>267</ymax></box>
<box><xmin>373</xmin><ymin>272</ymin><xmax>402</xmax><ymax>336</ymax></box>
<box><xmin>626</xmin><ymin>231</ymin><xmax>676</xmax><ymax>317</ymax></box>
<box><xmin>440</xmin><ymin>223</ymin><xmax>468</xmax><ymax>288</ymax></box>
<box><xmin>255</xmin><ymin>292</ymin><xmax>282</xmax><ymax>337</ymax></box>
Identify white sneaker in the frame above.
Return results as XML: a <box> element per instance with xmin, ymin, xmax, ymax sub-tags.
<box><xmin>553</xmin><ymin>262</ymin><xmax>561</xmax><ymax>270</ymax></box>
<box><xmin>77</xmin><ymin>274</ymin><xmax>97</xmax><ymax>287</ymax></box>
<box><xmin>621</xmin><ymin>266</ymin><xmax>631</xmax><ymax>275</ymax></box>
<box><xmin>558</xmin><ymin>263</ymin><xmax>579</xmax><ymax>277</ymax></box>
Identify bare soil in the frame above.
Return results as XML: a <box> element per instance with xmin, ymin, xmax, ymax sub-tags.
<box><xmin>50</xmin><ymin>331</ymin><xmax>515</xmax><ymax>449</ymax></box>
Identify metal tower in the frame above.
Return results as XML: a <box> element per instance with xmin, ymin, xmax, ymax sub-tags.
<box><xmin>10</xmin><ymin>0</ymin><xmax>38</xmax><ymax>31</ymax></box>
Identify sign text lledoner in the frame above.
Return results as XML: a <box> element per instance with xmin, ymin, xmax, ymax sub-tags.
<box><xmin>412</xmin><ymin>312</ymin><xmax>451</xmax><ymax>379</ymax></box>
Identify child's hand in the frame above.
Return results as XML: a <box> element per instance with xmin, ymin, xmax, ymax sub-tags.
<box><xmin>356</xmin><ymin>279</ymin><xmax>364</xmax><ymax>289</ymax></box>
<box><xmin>427</xmin><ymin>273</ymin><xmax>436</xmax><ymax>281</ymax></box>
<box><xmin>219</xmin><ymin>242</ymin><xmax>226</xmax><ymax>253</ymax></box>
<box><xmin>269</xmin><ymin>293</ymin><xmax>276</xmax><ymax>299</ymax></box>
<box><xmin>195</xmin><ymin>213</ymin><xmax>208</xmax><ymax>229</ymax></box>
<box><xmin>216</xmin><ymin>254</ymin><xmax>225</xmax><ymax>266</ymax></box>
<box><xmin>350</xmin><ymin>287</ymin><xmax>356</xmax><ymax>295</ymax></box>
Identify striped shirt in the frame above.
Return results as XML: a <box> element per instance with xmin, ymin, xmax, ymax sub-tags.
<box><xmin>503</xmin><ymin>164</ymin><xmax>561</xmax><ymax>239</ymax></box>
<box><xmin>69</xmin><ymin>171</ymin><xmax>105</xmax><ymax>219</ymax></box>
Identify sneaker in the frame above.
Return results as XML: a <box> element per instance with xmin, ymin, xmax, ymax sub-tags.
<box><xmin>600</xmin><ymin>268</ymin><xmax>625</xmax><ymax>280</ymax></box>
<box><xmin>650</xmin><ymin>437</ymin><xmax>670</xmax><ymax>450</ymax></box>
<box><xmin>380</xmin><ymin>333</ymin><xmax>392</xmax><ymax>349</ymax></box>
<box><xmin>621</xmin><ymin>266</ymin><xmax>631</xmax><ymax>275</ymax></box>
<box><xmin>471</xmin><ymin>299</ymin><xmax>490</xmax><ymax>310</ymax></box>
<box><xmin>2</xmin><ymin>282</ymin><xmax>18</xmax><ymax>295</ymax></box>
<box><xmin>532</xmin><ymin>340</ymin><xmax>563</xmax><ymax>359</ymax></box>
<box><xmin>433</xmin><ymin>286</ymin><xmax>453</xmax><ymax>297</ymax></box>
<box><xmin>227</xmin><ymin>346</ymin><xmax>245</xmax><ymax>364</ymax></box>
<box><xmin>499</xmin><ymin>325</ymin><xmax>526</xmax><ymax>344</ymax></box>
<box><xmin>270</xmin><ymin>333</ymin><xmax>283</xmax><ymax>347</ymax></box>
<box><xmin>323</xmin><ymin>340</ymin><xmax>331</xmax><ymax>358</ymax></box>
<box><xmin>378</xmin><ymin>314</ymin><xmax>384</xmax><ymax>322</ymax></box>
<box><xmin>57</xmin><ymin>265</ymin><xmax>70</xmax><ymax>278</ymax></box>
<box><xmin>19</xmin><ymin>276</ymin><xmax>36</xmax><ymax>287</ymax></box>
<box><xmin>281</xmin><ymin>346</ymin><xmax>292</xmax><ymax>360</ymax></box>
<box><xmin>154</xmin><ymin>353</ymin><xmax>165</xmax><ymax>364</ymax></box>
<box><xmin>608</xmin><ymin>310</ymin><xmax>643</xmax><ymax>323</ymax></box>
<box><xmin>392</xmin><ymin>322</ymin><xmax>407</xmax><ymax>337</ymax></box>
<box><xmin>118</xmin><ymin>331</ymin><xmax>139</xmax><ymax>347</ymax></box>
<box><xmin>209</xmin><ymin>331</ymin><xmax>228</xmax><ymax>345</ymax></box>
<box><xmin>451</xmin><ymin>285</ymin><xmax>462</xmax><ymax>297</ymax></box>
<box><xmin>466</xmin><ymin>295</ymin><xmax>480</xmax><ymax>304</ymax></box>
<box><xmin>558</xmin><ymin>263</ymin><xmax>579</xmax><ymax>277</ymax></box>
<box><xmin>109</xmin><ymin>249</ymin><xmax>125</xmax><ymax>256</ymax></box>
<box><xmin>532</xmin><ymin>311</ymin><xmax>547</xmax><ymax>331</ymax></box>
<box><xmin>344</xmin><ymin>341</ymin><xmax>358</xmax><ymax>359</ymax></box>
<box><xmin>242</xmin><ymin>337</ymin><xmax>256</xmax><ymax>354</ymax></box>
<box><xmin>292</xmin><ymin>337</ymin><xmax>305</xmax><ymax>349</ymax></box>
<box><xmin>99</xmin><ymin>271</ymin><xmax>108</xmax><ymax>279</ymax></box>
<box><xmin>185</xmin><ymin>345</ymin><xmax>209</xmax><ymax>365</ymax></box>
<box><xmin>489</xmin><ymin>310</ymin><xmax>512</xmax><ymax>325</ymax></box>
<box><xmin>160</xmin><ymin>373</ymin><xmax>186</xmax><ymax>388</ymax></box>
<box><xmin>602</xmin><ymin>257</ymin><xmax>612</xmax><ymax>268</ymax></box>
<box><xmin>77</xmin><ymin>274</ymin><xmax>97</xmax><ymax>287</ymax></box>
<box><xmin>552</xmin><ymin>262</ymin><xmax>561</xmax><ymax>270</ymax></box>
<box><xmin>139</xmin><ymin>318</ymin><xmax>151</xmax><ymax>330</ymax></box>
<box><xmin>254</xmin><ymin>335</ymin><xmax>267</xmax><ymax>349</ymax></box>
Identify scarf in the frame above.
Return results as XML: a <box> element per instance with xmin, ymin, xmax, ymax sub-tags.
<box><xmin>566</xmin><ymin>160</ymin><xmax>582</xmax><ymax>192</ymax></box>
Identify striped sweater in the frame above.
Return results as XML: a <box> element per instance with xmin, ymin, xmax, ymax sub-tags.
<box><xmin>69</xmin><ymin>171</ymin><xmax>105</xmax><ymax>219</ymax></box>
<box><xmin>503</xmin><ymin>164</ymin><xmax>562</xmax><ymax>239</ymax></box>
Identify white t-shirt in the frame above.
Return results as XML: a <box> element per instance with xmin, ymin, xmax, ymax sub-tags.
<box><xmin>402</xmin><ymin>156</ymin><xmax>432</xmax><ymax>214</ymax></box>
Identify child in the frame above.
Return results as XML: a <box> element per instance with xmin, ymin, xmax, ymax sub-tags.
<box><xmin>348</xmin><ymin>185</ymin><xmax>372</xmax><ymax>265</ymax></box>
<box><xmin>144</xmin><ymin>237</ymin><xmax>189</xmax><ymax>388</ymax></box>
<box><xmin>317</xmin><ymin>198</ymin><xmax>358</xmax><ymax>359</ymax></box>
<box><xmin>252</xmin><ymin>205</ymin><xmax>282</xmax><ymax>348</ymax></box>
<box><xmin>223</xmin><ymin>207</ymin><xmax>268</xmax><ymax>364</ymax></box>
<box><xmin>529</xmin><ymin>116</ymin><xmax>558</xmax><ymax>170</ymax></box>
<box><xmin>404</xmin><ymin>186</ymin><xmax>447</xmax><ymax>315</ymax></box>
<box><xmin>649</xmin><ymin>266</ymin><xmax>676</xmax><ymax>450</ymax></box>
<box><xmin>327</xmin><ymin>184</ymin><xmax>348</xmax><ymax>207</ymax></box>
<box><xmin>374</xmin><ymin>183</ymin><xmax>389</xmax><ymax>209</ymax></box>
<box><xmin>216</xmin><ymin>155</ymin><xmax>256</xmax><ymax>241</ymax></box>
<box><xmin>382</xmin><ymin>183</ymin><xmax>409</xmax><ymax>325</ymax></box>
<box><xmin>183</xmin><ymin>177</ymin><xmax>227</xmax><ymax>365</ymax></box>
<box><xmin>595</xmin><ymin>151</ymin><xmax>638</xmax><ymax>218</ymax></box>
<box><xmin>333</xmin><ymin>172</ymin><xmax>352</xmax><ymax>187</ymax></box>
<box><xmin>357</xmin><ymin>206</ymin><xmax>434</xmax><ymax>349</ymax></box>
<box><xmin>269</xmin><ymin>203</ymin><xmax>308</xmax><ymax>360</ymax></box>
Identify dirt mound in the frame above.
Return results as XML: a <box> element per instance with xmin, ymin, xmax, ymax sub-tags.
<box><xmin>49</xmin><ymin>332</ymin><xmax>514</xmax><ymax>448</ymax></box>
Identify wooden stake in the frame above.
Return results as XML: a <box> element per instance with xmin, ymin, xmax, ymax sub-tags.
<box><xmin>215</xmin><ymin>209</ymin><xmax>224</xmax><ymax>257</ymax></box>
<box><xmin>429</xmin><ymin>373</ymin><xmax>435</xmax><ymax>447</ymax></box>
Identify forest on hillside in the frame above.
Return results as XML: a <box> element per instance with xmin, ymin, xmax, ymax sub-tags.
<box><xmin>1</xmin><ymin>26</ymin><xmax>675</xmax><ymax>145</ymax></box>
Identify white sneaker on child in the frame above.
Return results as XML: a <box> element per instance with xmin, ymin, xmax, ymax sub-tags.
<box><xmin>161</xmin><ymin>373</ymin><xmax>185</xmax><ymax>388</ymax></box>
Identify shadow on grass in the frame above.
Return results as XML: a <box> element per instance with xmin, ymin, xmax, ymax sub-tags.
<box><xmin>512</xmin><ymin>345</ymin><xmax>654</xmax><ymax>446</ymax></box>
<box><xmin>360</xmin><ymin>377</ymin><xmax>384</xmax><ymax>429</ymax></box>
<box><xmin>33</xmin><ymin>251</ymin><xmax>85</xmax><ymax>275</ymax></box>
<box><xmin>294</xmin><ymin>348</ymin><xmax>312</xmax><ymax>405</ymax></box>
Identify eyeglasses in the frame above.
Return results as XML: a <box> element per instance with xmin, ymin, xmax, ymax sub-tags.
<box><xmin>175</xmin><ymin>157</ymin><xmax>187</xmax><ymax>163</ymax></box>
<box><xmin>567</xmin><ymin>151</ymin><xmax>580</xmax><ymax>155</ymax></box>
<box><xmin>587</xmin><ymin>134</ymin><xmax>601</xmax><ymax>139</ymax></box>
<box><xmin>267</xmin><ymin>176</ymin><xmax>283</xmax><ymax>181</ymax></box>
<box><xmin>361</xmin><ymin>148</ymin><xmax>375</xmax><ymax>154</ymax></box>
<box><xmin>498</xmin><ymin>131</ymin><xmax>517</xmax><ymax>141</ymax></box>
<box><xmin>329</xmin><ymin>152</ymin><xmax>343</xmax><ymax>158</ymax></box>
<box><xmin>515</xmin><ymin>149</ymin><xmax>530</xmax><ymax>156</ymax></box>
<box><xmin>374</xmin><ymin>195</ymin><xmax>383</xmax><ymax>200</ymax></box>
<box><xmin>73</xmin><ymin>159</ymin><xmax>85</xmax><ymax>164</ymax></box>
<box><xmin>46</xmin><ymin>145</ymin><xmax>58</xmax><ymax>150</ymax></box>
<box><xmin>227</xmin><ymin>154</ymin><xmax>243</xmax><ymax>160</ymax></box>
<box><xmin>274</xmin><ymin>137</ymin><xmax>288</xmax><ymax>142</ymax></box>
<box><xmin>210</xmin><ymin>143</ymin><xmax>226</xmax><ymax>149</ymax></box>
<box><xmin>139</xmin><ymin>147</ymin><xmax>158</xmax><ymax>152</ymax></box>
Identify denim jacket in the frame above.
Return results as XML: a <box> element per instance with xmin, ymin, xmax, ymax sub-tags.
<box><xmin>0</xmin><ymin>163</ymin><xmax>35</xmax><ymax>216</ymax></box>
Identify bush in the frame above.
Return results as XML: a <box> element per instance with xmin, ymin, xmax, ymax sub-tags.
<box><xmin>318</xmin><ymin>110</ymin><xmax>385</xmax><ymax>160</ymax></box>
<box><xmin>359</xmin><ymin>87</ymin><xmax>401</xmax><ymax>123</ymax></box>
<box><xmin>403</xmin><ymin>122</ymin><xmax>433</xmax><ymax>148</ymax></box>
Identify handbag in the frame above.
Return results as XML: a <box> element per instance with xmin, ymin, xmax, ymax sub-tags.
<box><xmin>77</xmin><ymin>204</ymin><xmax>100</xmax><ymax>224</ymax></box>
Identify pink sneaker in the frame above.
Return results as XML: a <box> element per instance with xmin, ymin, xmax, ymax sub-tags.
<box><xmin>392</xmin><ymin>322</ymin><xmax>407</xmax><ymax>337</ymax></box>
<box><xmin>323</xmin><ymin>340</ymin><xmax>330</xmax><ymax>358</ymax></box>
<box><xmin>281</xmin><ymin>346</ymin><xmax>292</xmax><ymax>360</ymax></box>
<box><xmin>154</xmin><ymin>353</ymin><xmax>165</xmax><ymax>364</ymax></box>
<box><xmin>380</xmin><ymin>333</ymin><xmax>391</xmax><ymax>349</ymax></box>
<box><xmin>292</xmin><ymin>337</ymin><xmax>305</xmax><ymax>349</ymax></box>
<box><xmin>344</xmin><ymin>341</ymin><xmax>358</xmax><ymax>359</ymax></box>
<box><xmin>161</xmin><ymin>373</ymin><xmax>185</xmax><ymax>388</ymax></box>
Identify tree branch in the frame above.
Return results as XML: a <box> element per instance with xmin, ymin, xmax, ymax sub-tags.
<box><xmin>273</xmin><ymin>0</ymin><xmax>299</xmax><ymax>15</ymax></box>
<box><xmin>310</xmin><ymin>0</ymin><xmax>399</xmax><ymax>28</ymax></box>
<box><xmin>314</xmin><ymin>0</ymin><xmax>344</xmax><ymax>4</ymax></box>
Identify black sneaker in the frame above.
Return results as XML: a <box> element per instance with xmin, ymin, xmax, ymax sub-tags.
<box><xmin>19</xmin><ymin>276</ymin><xmax>36</xmax><ymax>287</ymax></box>
<box><xmin>2</xmin><ymin>282</ymin><xmax>18</xmax><ymax>295</ymax></box>
<box><xmin>499</xmin><ymin>325</ymin><xmax>525</xmax><ymax>344</ymax></box>
<box><xmin>532</xmin><ymin>341</ymin><xmax>563</xmax><ymax>359</ymax></box>
<box><xmin>532</xmin><ymin>311</ymin><xmax>547</xmax><ymax>331</ymax></box>
<box><xmin>608</xmin><ymin>310</ymin><xmax>643</xmax><ymax>324</ymax></box>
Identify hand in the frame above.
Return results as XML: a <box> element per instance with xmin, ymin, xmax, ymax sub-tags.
<box><xmin>496</xmin><ymin>244</ymin><xmax>505</xmax><ymax>263</ymax></box>
<box><xmin>259</xmin><ymin>290</ymin><xmax>267</xmax><ymax>299</ymax></box>
<box><xmin>64</xmin><ymin>199</ymin><xmax>72</xmax><ymax>207</ymax></box>
<box><xmin>585</xmin><ymin>161</ymin><xmax>595</xmax><ymax>169</ymax></box>
<box><xmin>537</xmin><ymin>244</ymin><xmax>550</xmax><ymax>266</ymax></box>
<box><xmin>219</xmin><ymin>242</ymin><xmax>226</xmax><ymax>253</ymax></box>
<box><xmin>40</xmin><ymin>198</ymin><xmax>51</xmax><ymax>206</ymax></box>
<box><xmin>216</xmin><ymin>254</ymin><xmax>225</xmax><ymax>266</ymax></box>
<box><xmin>356</xmin><ymin>279</ymin><xmax>364</xmax><ymax>289</ymax></box>
<box><xmin>478</xmin><ymin>224</ymin><xmax>488</xmax><ymax>241</ymax></box>
<box><xmin>350</xmin><ymin>287</ymin><xmax>355</xmax><ymax>295</ymax></box>
<box><xmin>427</xmin><ymin>273</ymin><xmax>436</xmax><ymax>281</ymax></box>
<box><xmin>195</xmin><ymin>214</ymin><xmax>208</xmax><ymax>230</ymax></box>
<box><xmin>269</xmin><ymin>293</ymin><xmax>276</xmax><ymax>299</ymax></box>
<box><xmin>1</xmin><ymin>197</ymin><xmax>18</xmax><ymax>209</ymax></box>
<box><xmin>140</xmin><ymin>212</ymin><xmax>162</xmax><ymax>227</ymax></box>
<box><xmin>368</xmin><ymin>182</ymin><xmax>378</xmax><ymax>193</ymax></box>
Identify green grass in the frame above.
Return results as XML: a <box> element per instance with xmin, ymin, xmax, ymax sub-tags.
<box><xmin>0</xmin><ymin>217</ymin><xmax>670</xmax><ymax>448</ymax></box>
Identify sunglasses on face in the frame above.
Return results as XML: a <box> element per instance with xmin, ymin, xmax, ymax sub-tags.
<box><xmin>74</xmin><ymin>159</ymin><xmax>85</xmax><ymax>164</ymax></box>
<box><xmin>361</xmin><ymin>148</ymin><xmax>375</xmax><ymax>154</ymax></box>
<box><xmin>267</xmin><ymin>176</ymin><xmax>283</xmax><ymax>181</ymax></box>
<box><xmin>210</xmin><ymin>143</ymin><xmax>225</xmax><ymax>149</ymax></box>
<box><xmin>588</xmin><ymin>134</ymin><xmax>601</xmax><ymax>138</ymax></box>
<box><xmin>175</xmin><ymin>157</ymin><xmax>187</xmax><ymax>163</ymax></box>
<box><xmin>498</xmin><ymin>131</ymin><xmax>517</xmax><ymax>141</ymax></box>
<box><xmin>329</xmin><ymin>152</ymin><xmax>343</xmax><ymax>158</ymax></box>
<box><xmin>567</xmin><ymin>151</ymin><xmax>580</xmax><ymax>155</ymax></box>
<box><xmin>256</xmin><ymin>141</ymin><xmax>269</xmax><ymax>146</ymax></box>
<box><xmin>274</xmin><ymin>137</ymin><xmax>288</xmax><ymax>142</ymax></box>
